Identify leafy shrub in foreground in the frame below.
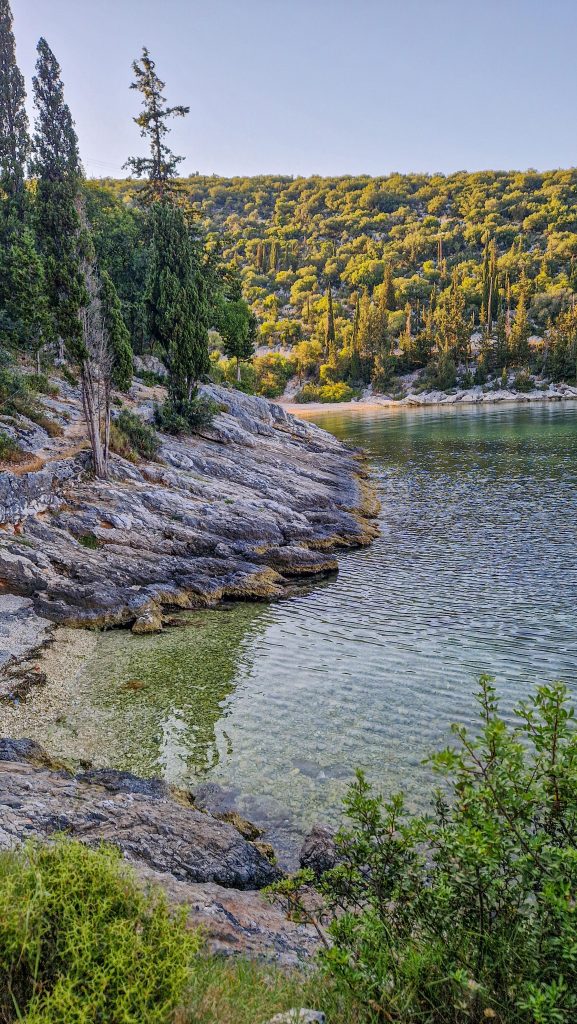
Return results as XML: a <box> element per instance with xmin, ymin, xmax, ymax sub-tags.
<box><xmin>271</xmin><ymin>678</ymin><xmax>577</xmax><ymax>1024</ymax></box>
<box><xmin>154</xmin><ymin>393</ymin><xmax>216</xmax><ymax>435</ymax></box>
<box><xmin>0</xmin><ymin>839</ymin><xmax>200</xmax><ymax>1024</ymax></box>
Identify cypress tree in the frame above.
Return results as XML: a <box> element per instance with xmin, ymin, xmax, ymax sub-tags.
<box><xmin>382</xmin><ymin>263</ymin><xmax>396</xmax><ymax>310</ymax></box>
<box><xmin>146</xmin><ymin>201</ymin><xmax>209</xmax><ymax>402</ymax></box>
<box><xmin>325</xmin><ymin>284</ymin><xmax>336</xmax><ymax>360</ymax></box>
<box><xmin>0</xmin><ymin>0</ymin><xmax>29</xmax><ymax>217</ymax></box>
<box><xmin>31</xmin><ymin>38</ymin><xmax>86</xmax><ymax>356</ymax></box>
<box><xmin>0</xmin><ymin>225</ymin><xmax>48</xmax><ymax>362</ymax></box>
<box><xmin>125</xmin><ymin>48</ymin><xmax>189</xmax><ymax>202</ymax></box>
<box><xmin>101</xmin><ymin>270</ymin><xmax>133</xmax><ymax>390</ymax></box>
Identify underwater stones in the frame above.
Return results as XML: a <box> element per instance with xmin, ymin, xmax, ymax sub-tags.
<box><xmin>299</xmin><ymin>825</ymin><xmax>338</xmax><ymax>878</ymax></box>
<box><xmin>0</xmin><ymin>743</ymin><xmax>281</xmax><ymax>889</ymax></box>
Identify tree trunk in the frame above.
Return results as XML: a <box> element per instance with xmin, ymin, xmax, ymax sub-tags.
<box><xmin>236</xmin><ymin>357</ymin><xmax>241</xmax><ymax>383</ymax></box>
<box><xmin>81</xmin><ymin>363</ymin><xmax>107</xmax><ymax>479</ymax></box>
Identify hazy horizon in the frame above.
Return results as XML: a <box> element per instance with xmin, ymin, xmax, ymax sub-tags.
<box><xmin>11</xmin><ymin>0</ymin><xmax>577</xmax><ymax>181</ymax></box>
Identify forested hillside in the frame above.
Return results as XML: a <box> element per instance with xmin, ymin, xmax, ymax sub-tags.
<box><xmin>90</xmin><ymin>170</ymin><xmax>577</xmax><ymax>398</ymax></box>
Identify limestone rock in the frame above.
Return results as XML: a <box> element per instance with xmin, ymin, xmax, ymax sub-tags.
<box><xmin>0</xmin><ymin>747</ymin><xmax>281</xmax><ymax>889</ymax></box>
<box><xmin>299</xmin><ymin>825</ymin><xmax>338</xmax><ymax>877</ymax></box>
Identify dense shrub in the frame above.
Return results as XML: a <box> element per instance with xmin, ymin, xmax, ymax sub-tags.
<box><xmin>295</xmin><ymin>381</ymin><xmax>356</xmax><ymax>403</ymax></box>
<box><xmin>154</xmin><ymin>393</ymin><xmax>216</xmax><ymax>435</ymax></box>
<box><xmin>0</xmin><ymin>368</ymin><xmax>62</xmax><ymax>437</ymax></box>
<box><xmin>513</xmin><ymin>369</ymin><xmax>535</xmax><ymax>392</ymax></box>
<box><xmin>254</xmin><ymin>353</ymin><xmax>297</xmax><ymax>398</ymax></box>
<box><xmin>0</xmin><ymin>840</ymin><xmax>200</xmax><ymax>1024</ymax></box>
<box><xmin>113</xmin><ymin>409</ymin><xmax>160</xmax><ymax>460</ymax></box>
<box><xmin>0</xmin><ymin>431</ymin><xmax>26</xmax><ymax>464</ymax></box>
<box><xmin>0</xmin><ymin>840</ymin><xmax>360</xmax><ymax>1024</ymax></box>
<box><xmin>271</xmin><ymin>679</ymin><xmax>577</xmax><ymax>1024</ymax></box>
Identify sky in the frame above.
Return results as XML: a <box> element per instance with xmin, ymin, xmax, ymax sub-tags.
<box><xmin>11</xmin><ymin>0</ymin><xmax>577</xmax><ymax>180</ymax></box>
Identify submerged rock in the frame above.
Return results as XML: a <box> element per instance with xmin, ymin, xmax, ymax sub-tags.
<box><xmin>299</xmin><ymin>825</ymin><xmax>338</xmax><ymax>877</ymax></box>
<box><xmin>0</xmin><ymin>740</ymin><xmax>281</xmax><ymax>889</ymax></box>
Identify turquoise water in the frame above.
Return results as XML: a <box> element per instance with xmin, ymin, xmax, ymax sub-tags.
<box><xmin>15</xmin><ymin>402</ymin><xmax>577</xmax><ymax>862</ymax></box>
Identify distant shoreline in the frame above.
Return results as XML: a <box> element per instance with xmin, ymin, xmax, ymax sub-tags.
<box><xmin>280</xmin><ymin>384</ymin><xmax>577</xmax><ymax>416</ymax></box>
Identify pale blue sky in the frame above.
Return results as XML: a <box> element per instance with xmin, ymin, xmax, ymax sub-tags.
<box><xmin>11</xmin><ymin>0</ymin><xmax>577</xmax><ymax>179</ymax></box>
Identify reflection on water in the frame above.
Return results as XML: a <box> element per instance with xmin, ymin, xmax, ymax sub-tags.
<box><xmin>8</xmin><ymin>402</ymin><xmax>577</xmax><ymax>863</ymax></box>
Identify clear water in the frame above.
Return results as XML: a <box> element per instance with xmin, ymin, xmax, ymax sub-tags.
<box><xmin>12</xmin><ymin>402</ymin><xmax>577</xmax><ymax>863</ymax></box>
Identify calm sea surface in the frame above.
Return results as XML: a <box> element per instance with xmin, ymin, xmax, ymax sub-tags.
<box><xmin>12</xmin><ymin>403</ymin><xmax>577</xmax><ymax>862</ymax></box>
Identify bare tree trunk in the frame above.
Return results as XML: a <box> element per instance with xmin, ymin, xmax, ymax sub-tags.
<box><xmin>236</xmin><ymin>357</ymin><xmax>241</xmax><ymax>383</ymax></box>
<box><xmin>81</xmin><ymin>363</ymin><xmax>107</xmax><ymax>479</ymax></box>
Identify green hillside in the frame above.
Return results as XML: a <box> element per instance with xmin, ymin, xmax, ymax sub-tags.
<box><xmin>89</xmin><ymin>170</ymin><xmax>577</xmax><ymax>398</ymax></box>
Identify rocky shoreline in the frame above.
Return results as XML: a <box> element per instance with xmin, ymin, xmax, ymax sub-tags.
<box><xmin>0</xmin><ymin>381</ymin><xmax>378</xmax><ymax>673</ymax></box>
<box><xmin>0</xmin><ymin>380</ymin><xmax>378</xmax><ymax>963</ymax></box>
<box><xmin>282</xmin><ymin>379</ymin><xmax>577</xmax><ymax>415</ymax></box>
<box><xmin>0</xmin><ymin>737</ymin><xmax>322</xmax><ymax>965</ymax></box>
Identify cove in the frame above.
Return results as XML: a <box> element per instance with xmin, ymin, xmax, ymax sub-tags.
<box><xmin>3</xmin><ymin>401</ymin><xmax>577</xmax><ymax>864</ymax></box>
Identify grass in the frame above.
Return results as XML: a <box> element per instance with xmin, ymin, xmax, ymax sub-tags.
<box><xmin>0</xmin><ymin>839</ymin><xmax>363</xmax><ymax>1024</ymax></box>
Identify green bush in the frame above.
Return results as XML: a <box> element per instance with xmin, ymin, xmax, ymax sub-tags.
<box><xmin>154</xmin><ymin>393</ymin><xmax>217</xmax><ymax>435</ymax></box>
<box><xmin>0</xmin><ymin>431</ymin><xmax>26</xmax><ymax>464</ymax></box>
<box><xmin>422</xmin><ymin>353</ymin><xmax>457</xmax><ymax>391</ymax></box>
<box><xmin>271</xmin><ymin>679</ymin><xmax>577</xmax><ymax>1024</ymax></box>
<box><xmin>295</xmin><ymin>381</ymin><xmax>356</xmax><ymax>403</ymax></box>
<box><xmin>254</xmin><ymin>353</ymin><xmax>297</xmax><ymax>398</ymax></box>
<box><xmin>0</xmin><ymin>368</ymin><xmax>62</xmax><ymax>437</ymax></box>
<box><xmin>114</xmin><ymin>409</ymin><xmax>160</xmax><ymax>459</ymax></box>
<box><xmin>514</xmin><ymin>369</ymin><xmax>535</xmax><ymax>392</ymax></box>
<box><xmin>0</xmin><ymin>839</ymin><xmax>200</xmax><ymax>1024</ymax></box>
<box><xmin>0</xmin><ymin>840</ymin><xmax>361</xmax><ymax>1024</ymax></box>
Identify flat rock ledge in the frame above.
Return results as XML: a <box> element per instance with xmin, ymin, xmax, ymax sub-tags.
<box><xmin>0</xmin><ymin>738</ymin><xmax>321</xmax><ymax>966</ymax></box>
<box><xmin>0</xmin><ymin>384</ymin><xmax>379</xmax><ymax>645</ymax></box>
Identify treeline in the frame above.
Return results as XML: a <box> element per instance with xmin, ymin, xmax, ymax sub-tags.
<box><xmin>0</xmin><ymin>2</ymin><xmax>256</xmax><ymax>472</ymax></box>
<box><xmin>93</xmin><ymin>168</ymin><xmax>577</xmax><ymax>397</ymax></box>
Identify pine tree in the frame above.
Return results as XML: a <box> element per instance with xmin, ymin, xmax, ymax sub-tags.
<box><xmin>325</xmin><ymin>284</ymin><xmax>336</xmax><ymax>361</ymax></box>
<box><xmin>0</xmin><ymin>226</ymin><xmax>48</xmax><ymax>362</ymax></box>
<box><xmin>125</xmin><ymin>48</ymin><xmax>189</xmax><ymax>202</ymax></box>
<box><xmin>382</xmin><ymin>262</ymin><xmax>396</xmax><ymax>310</ymax></box>
<box><xmin>349</xmin><ymin>293</ymin><xmax>362</xmax><ymax>382</ymax></box>
<box><xmin>146</xmin><ymin>200</ymin><xmax>209</xmax><ymax>402</ymax></box>
<box><xmin>510</xmin><ymin>274</ymin><xmax>530</xmax><ymax>365</ymax></box>
<box><xmin>31</xmin><ymin>38</ymin><xmax>85</xmax><ymax>356</ymax></box>
<box><xmin>0</xmin><ymin>0</ymin><xmax>29</xmax><ymax>217</ymax></box>
<box><xmin>101</xmin><ymin>270</ymin><xmax>133</xmax><ymax>390</ymax></box>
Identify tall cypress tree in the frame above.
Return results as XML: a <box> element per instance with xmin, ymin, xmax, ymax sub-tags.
<box><xmin>125</xmin><ymin>48</ymin><xmax>189</xmax><ymax>202</ymax></box>
<box><xmin>31</xmin><ymin>37</ymin><xmax>86</xmax><ymax>356</ymax></box>
<box><xmin>325</xmin><ymin>285</ymin><xmax>336</xmax><ymax>361</ymax></box>
<box><xmin>101</xmin><ymin>270</ymin><xmax>133</xmax><ymax>390</ymax></box>
<box><xmin>146</xmin><ymin>201</ymin><xmax>209</xmax><ymax>402</ymax></box>
<box><xmin>0</xmin><ymin>0</ymin><xmax>29</xmax><ymax>217</ymax></box>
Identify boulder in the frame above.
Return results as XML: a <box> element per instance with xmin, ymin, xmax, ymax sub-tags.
<box><xmin>299</xmin><ymin>825</ymin><xmax>338</xmax><ymax>877</ymax></box>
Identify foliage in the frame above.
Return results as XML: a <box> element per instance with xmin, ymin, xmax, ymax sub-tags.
<box><xmin>0</xmin><ymin>430</ymin><xmax>25</xmax><ymax>463</ymax></box>
<box><xmin>146</xmin><ymin>200</ymin><xmax>210</xmax><ymax>402</ymax></box>
<box><xmin>125</xmin><ymin>47</ymin><xmax>189</xmax><ymax>202</ymax></box>
<box><xmin>513</xmin><ymin>369</ymin><xmax>534</xmax><ymax>392</ymax></box>
<box><xmin>100</xmin><ymin>269</ymin><xmax>133</xmax><ymax>390</ymax></box>
<box><xmin>31</xmin><ymin>37</ymin><xmax>86</xmax><ymax>356</ymax></box>
<box><xmin>154</xmin><ymin>392</ymin><xmax>216</xmax><ymax>435</ymax></box>
<box><xmin>271</xmin><ymin>678</ymin><xmax>577</xmax><ymax>1024</ymax></box>
<box><xmin>295</xmin><ymin>381</ymin><xmax>356</xmax><ymax>403</ymax></box>
<box><xmin>0</xmin><ymin>839</ymin><xmax>200</xmax><ymax>1024</ymax></box>
<box><xmin>0</xmin><ymin>0</ymin><xmax>29</xmax><ymax>212</ymax></box>
<box><xmin>0</xmin><ymin>366</ymin><xmax>61</xmax><ymax>435</ymax></box>
<box><xmin>112</xmin><ymin>409</ymin><xmax>159</xmax><ymax>460</ymax></box>
<box><xmin>0</xmin><ymin>839</ymin><xmax>364</xmax><ymax>1024</ymax></box>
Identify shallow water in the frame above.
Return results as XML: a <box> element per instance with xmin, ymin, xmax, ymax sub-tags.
<box><xmin>8</xmin><ymin>402</ymin><xmax>577</xmax><ymax>862</ymax></box>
